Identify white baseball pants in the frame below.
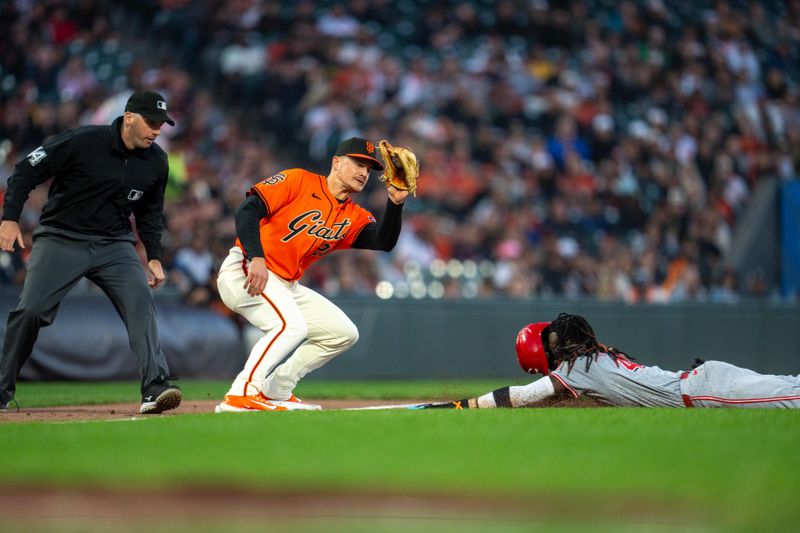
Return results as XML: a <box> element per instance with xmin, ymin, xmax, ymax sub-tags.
<box><xmin>216</xmin><ymin>248</ymin><xmax>358</xmax><ymax>399</ymax></box>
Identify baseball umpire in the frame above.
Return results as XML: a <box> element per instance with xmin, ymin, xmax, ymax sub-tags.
<box><xmin>215</xmin><ymin>137</ymin><xmax>418</xmax><ymax>412</ymax></box>
<box><xmin>0</xmin><ymin>91</ymin><xmax>181</xmax><ymax>414</ymax></box>
<box><xmin>419</xmin><ymin>313</ymin><xmax>800</xmax><ymax>409</ymax></box>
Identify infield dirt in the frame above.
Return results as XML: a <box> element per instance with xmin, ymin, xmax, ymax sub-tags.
<box><xmin>0</xmin><ymin>395</ymin><xmax>604</xmax><ymax>423</ymax></box>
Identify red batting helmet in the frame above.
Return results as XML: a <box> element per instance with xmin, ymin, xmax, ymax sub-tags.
<box><xmin>515</xmin><ymin>322</ymin><xmax>552</xmax><ymax>375</ymax></box>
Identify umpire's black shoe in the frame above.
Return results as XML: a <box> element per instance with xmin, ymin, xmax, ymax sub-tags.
<box><xmin>0</xmin><ymin>399</ymin><xmax>19</xmax><ymax>412</ymax></box>
<box><xmin>140</xmin><ymin>386</ymin><xmax>182</xmax><ymax>415</ymax></box>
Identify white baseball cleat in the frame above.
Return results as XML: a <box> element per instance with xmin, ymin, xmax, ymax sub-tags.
<box><xmin>262</xmin><ymin>393</ymin><xmax>322</xmax><ymax>411</ymax></box>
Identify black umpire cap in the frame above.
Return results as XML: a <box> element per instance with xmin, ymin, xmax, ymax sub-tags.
<box><xmin>334</xmin><ymin>137</ymin><xmax>384</xmax><ymax>171</ymax></box>
<box><xmin>125</xmin><ymin>91</ymin><xmax>175</xmax><ymax>126</ymax></box>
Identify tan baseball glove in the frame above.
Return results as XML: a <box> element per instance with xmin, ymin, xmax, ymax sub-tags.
<box><xmin>378</xmin><ymin>140</ymin><xmax>419</xmax><ymax>196</ymax></box>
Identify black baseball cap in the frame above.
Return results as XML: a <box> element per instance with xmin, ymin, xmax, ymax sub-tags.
<box><xmin>125</xmin><ymin>91</ymin><xmax>175</xmax><ymax>126</ymax></box>
<box><xmin>334</xmin><ymin>137</ymin><xmax>383</xmax><ymax>171</ymax></box>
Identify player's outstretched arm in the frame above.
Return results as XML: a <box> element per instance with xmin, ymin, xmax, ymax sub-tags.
<box><xmin>418</xmin><ymin>376</ymin><xmax>561</xmax><ymax>409</ymax></box>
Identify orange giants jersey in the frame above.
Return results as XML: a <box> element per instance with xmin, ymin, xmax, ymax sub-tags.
<box><xmin>235</xmin><ymin>168</ymin><xmax>376</xmax><ymax>282</ymax></box>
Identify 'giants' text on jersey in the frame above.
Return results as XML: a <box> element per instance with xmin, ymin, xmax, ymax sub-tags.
<box><xmin>282</xmin><ymin>210</ymin><xmax>351</xmax><ymax>242</ymax></box>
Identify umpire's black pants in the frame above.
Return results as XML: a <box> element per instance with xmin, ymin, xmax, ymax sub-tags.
<box><xmin>0</xmin><ymin>231</ymin><xmax>171</xmax><ymax>404</ymax></box>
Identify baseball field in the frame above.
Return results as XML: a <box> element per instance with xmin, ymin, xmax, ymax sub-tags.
<box><xmin>1</xmin><ymin>379</ymin><xmax>798</xmax><ymax>532</ymax></box>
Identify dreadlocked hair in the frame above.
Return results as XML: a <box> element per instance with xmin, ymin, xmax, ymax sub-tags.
<box><xmin>548</xmin><ymin>313</ymin><xmax>633</xmax><ymax>373</ymax></box>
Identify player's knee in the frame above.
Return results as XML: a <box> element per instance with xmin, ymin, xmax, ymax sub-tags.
<box><xmin>11</xmin><ymin>306</ymin><xmax>47</xmax><ymax>326</ymax></box>
<box><xmin>306</xmin><ymin>318</ymin><xmax>358</xmax><ymax>353</ymax></box>
<box><xmin>339</xmin><ymin>321</ymin><xmax>359</xmax><ymax>349</ymax></box>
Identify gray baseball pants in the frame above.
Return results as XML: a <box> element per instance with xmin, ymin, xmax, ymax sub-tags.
<box><xmin>0</xmin><ymin>232</ymin><xmax>171</xmax><ymax>405</ymax></box>
<box><xmin>680</xmin><ymin>361</ymin><xmax>800</xmax><ymax>408</ymax></box>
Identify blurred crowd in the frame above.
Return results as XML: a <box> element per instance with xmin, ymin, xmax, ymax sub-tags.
<box><xmin>1</xmin><ymin>0</ymin><xmax>799</xmax><ymax>307</ymax></box>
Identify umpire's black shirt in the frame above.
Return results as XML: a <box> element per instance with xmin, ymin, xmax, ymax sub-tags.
<box><xmin>2</xmin><ymin>116</ymin><xmax>168</xmax><ymax>260</ymax></box>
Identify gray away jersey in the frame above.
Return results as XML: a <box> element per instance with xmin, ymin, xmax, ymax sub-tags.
<box><xmin>550</xmin><ymin>353</ymin><xmax>685</xmax><ymax>407</ymax></box>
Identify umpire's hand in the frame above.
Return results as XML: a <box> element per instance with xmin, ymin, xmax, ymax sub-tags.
<box><xmin>147</xmin><ymin>259</ymin><xmax>166</xmax><ymax>288</ymax></box>
<box><xmin>0</xmin><ymin>220</ymin><xmax>26</xmax><ymax>252</ymax></box>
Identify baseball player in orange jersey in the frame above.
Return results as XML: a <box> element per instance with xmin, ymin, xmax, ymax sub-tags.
<box><xmin>215</xmin><ymin>137</ymin><xmax>409</xmax><ymax>412</ymax></box>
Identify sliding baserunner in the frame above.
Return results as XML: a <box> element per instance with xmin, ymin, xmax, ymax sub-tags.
<box><xmin>418</xmin><ymin>313</ymin><xmax>800</xmax><ymax>409</ymax></box>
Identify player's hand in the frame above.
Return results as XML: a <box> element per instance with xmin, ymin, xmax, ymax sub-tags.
<box><xmin>147</xmin><ymin>259</ymin><xmax>166</xmax><ymax>288</ymax></box>
<box><xmin>387</xmin><ymin>185</ymin><xmax>409</xmax><ymax>205</ymax></box>
<box><xmin>0</xmin><ymin>220</ymin><xmax>26</xmax><ymax>252</ymax></box>
<box><xmin>245</xmin><ymin>257</ymin><xmax>268</xmax><ymax>296</ymax></box>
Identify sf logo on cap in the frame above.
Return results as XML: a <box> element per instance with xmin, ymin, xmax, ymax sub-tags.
<box><xmin>366</xmin><ymin>141</ymin><xmax>374</xmax><ymax>154</ymax></box>
<box><xmin>157</xmin><ymin>101</ymin><xmax>167</xmax><ymax>110</ymax></box>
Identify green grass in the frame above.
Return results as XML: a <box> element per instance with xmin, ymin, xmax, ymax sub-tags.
<box><xmin>1</xmin><ymin>381</ymin><xmax>799</xmax><ymax>532</ymax></box>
